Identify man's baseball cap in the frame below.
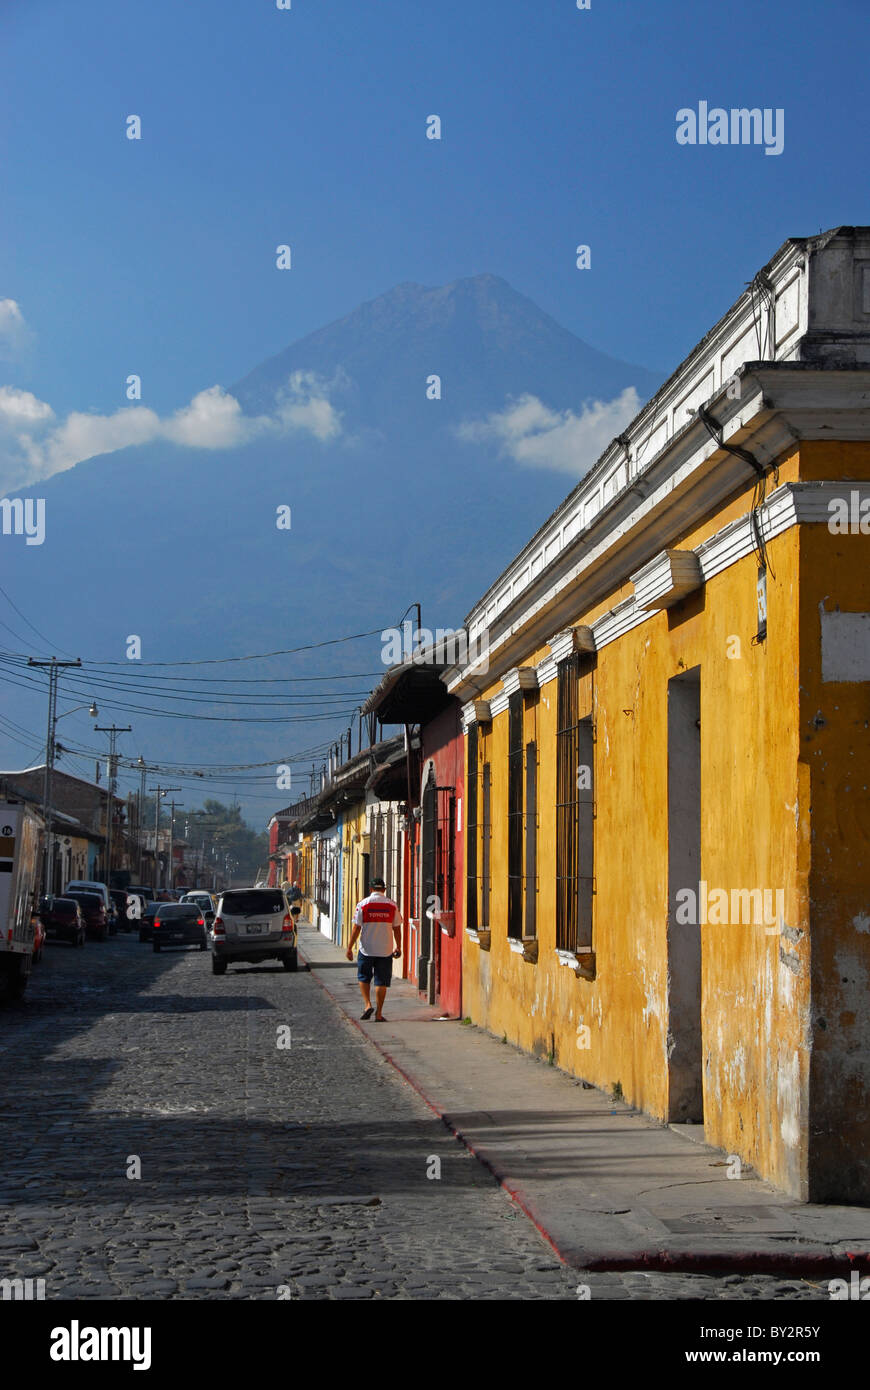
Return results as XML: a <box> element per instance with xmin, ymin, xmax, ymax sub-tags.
<box><xmin>370</xmin><ymin>876</ymin><xmax>386</xmax><ymax>890</ymax></box>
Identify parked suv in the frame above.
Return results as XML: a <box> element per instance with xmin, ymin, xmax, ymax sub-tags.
<box><xmin>211</xmin><ymin>887</ymin><xmax>298</xmax><ymax>976</ymax></box>
<box><xmin>65</xmin><ymin>890</ymin><xmax>108</xmax><ymax>941</ymax></box>
<box><xmin>38</xmin><ymin>896</ymin><xmax>86</xmax><ymax>947</ymax></box>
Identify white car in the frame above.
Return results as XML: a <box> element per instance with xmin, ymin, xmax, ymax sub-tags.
<box><xmin>210</xmin><ymin>887</ymin><xmax>299</xmax><ymax>977</ymax></box>
<box><xmin>181</xmin><ymin>890</ymin><xmax>216</xmax><ymax>916</ymax></box>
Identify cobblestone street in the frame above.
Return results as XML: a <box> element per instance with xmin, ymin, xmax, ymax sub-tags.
<box><xmin>0</xmin><ymin>938</ymin><xmax>830</xmax><ymax>1302</ymax></box>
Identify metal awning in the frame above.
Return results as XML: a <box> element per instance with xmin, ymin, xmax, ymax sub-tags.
<box><xmin>363</xmin><ymin>660</ymin><xmax>451</xmax><ymax>724</ymax></box>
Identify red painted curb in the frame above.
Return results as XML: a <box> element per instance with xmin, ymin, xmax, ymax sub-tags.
<box><xmin>300</xmin><ymin>948</ymin><xmax>869</xmax><ymax>1279</ymax></box>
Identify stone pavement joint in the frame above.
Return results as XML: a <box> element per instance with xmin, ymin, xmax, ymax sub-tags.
<box><xmin>297</xmin><ymin>923</ymin><xmax>870</xmax><ymax>1277</ymax></box>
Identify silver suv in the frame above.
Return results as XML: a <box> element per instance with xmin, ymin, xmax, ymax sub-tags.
<box><xmin>211</xmin><ymin>887</ymin><xmax>299</xmax><ymax>976</ymax></box>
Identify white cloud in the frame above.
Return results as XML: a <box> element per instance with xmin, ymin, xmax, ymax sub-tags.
<box><xmin>0</xmin><ymin>372</ymin><xmax>343</xmax><ymax>491</ymax></box>
<box><xmin>0</xmin><ymin>386</ymin><xmax>54</xmax><ymax>427</ymax></box>
<box><xmin>0</xmin><ymin>300</ymin><xmax>35</xmax><ymax>361</ymax></box>
<box><xmin>458</xmin><ymin>388</ymin><xmax>641</xmax><ymax>476</ymax></box>
<box><xmin>275</xmin><ymin>371</ymin><xmax>342</xmax><ymax>442</ymax></box>
<box><xmin>163</xmin><ymin>386</ymin><xmax>254</xmax><ymax>449</ymax></box>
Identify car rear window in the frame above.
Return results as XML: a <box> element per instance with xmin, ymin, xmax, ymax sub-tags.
<box><xmin>54</xmin><ymin>898</ymin><xmax>78</xmax><ymax>913</ymax></box>
<box><xmin>220</xmin><ymin>890</ymin><xmax>285</xmax><ymax>916</ymax></box>
<box><xmin>156</xmin><ymin>904</ymin><xmax>201</xmax><ymax>917</ymax></box>
<box><xmin>69</xmin><ymin>892</ymin><xmax>101</xmax><ymax>905</ymax></box>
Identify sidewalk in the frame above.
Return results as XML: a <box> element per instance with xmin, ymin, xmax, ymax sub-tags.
<box><xmin>297</xmin><ymin>923</ymin><xmax>870</xmax><ymax>1275</ymax></box>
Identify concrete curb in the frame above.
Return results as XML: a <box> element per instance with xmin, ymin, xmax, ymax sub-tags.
<box><xmin>299</xmin><ymin>945</ymin><xmax>869</xmax><ymax>1278</ymax></box>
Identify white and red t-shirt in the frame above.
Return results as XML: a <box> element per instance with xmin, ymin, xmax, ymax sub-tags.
<box><xmin>354</xmin><ymin>892</ymin><xmax>401</xmax><ymax>957</ymax></box>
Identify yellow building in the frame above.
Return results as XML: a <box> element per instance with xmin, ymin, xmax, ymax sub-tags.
<box><xmin>448</xmin><ymin>227</ymin><xmax>870</xmax><ymax>1202</ymax></box>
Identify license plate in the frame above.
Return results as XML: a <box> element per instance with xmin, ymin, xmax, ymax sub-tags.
<box><xmin>246</xmin><ymin>922</ymin><xmax>268</xmax><ymax>934</ymax></box>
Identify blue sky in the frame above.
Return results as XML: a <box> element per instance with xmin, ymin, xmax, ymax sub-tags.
<box><xmin>2</xmin><ymin>0</ymin><xmax>866</xmax><ymax>426</ymax></box>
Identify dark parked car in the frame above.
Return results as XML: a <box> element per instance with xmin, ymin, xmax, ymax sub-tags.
<box><xmin>38</xmin><ymin>896</ymin><xmax>87</xmax><ymax>947</ymax></box>
<box><xmin>110</xmin><ymin>889</ymin><xmax>135</xmax><ymax>931</ymax></box>
<box><xmin>65</xmin><ymin>890</ymin><xmax>108</xmax><ymax>941</ymax></box>
<box><xmin>152</xmin><ymin>903</ymin><xmax>208</xmax><ymax>953</ymax></box>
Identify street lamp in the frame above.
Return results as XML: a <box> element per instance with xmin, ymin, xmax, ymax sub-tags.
<box><xmin>150</xmin><ymin>786</ymin><xmax>180</xmax><ymax>889</ymax></box>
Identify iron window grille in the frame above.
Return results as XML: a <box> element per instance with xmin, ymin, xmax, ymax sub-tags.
<box><xmin>507</xmin><ymin>692</ymin><xmax>524</xmax><ymax>939</ymax></box>
<box><xmin>435</xmin><ymin>787</ymin><xmax>456</xmax><ymax>915</ymax></box>
<box><xmin>466</xmin><ymin>723</ymin><xmax>479</xmax><ymax>931</ymax></box>
<box><xmin>556</xmin><ymin>654</ymin><xmax>581</xmax><ymax>952</ymax></box>
<box><xmin>481</xmin><ymin>761</ymin><xmax>492</xmax><ymax>926</ymax></box>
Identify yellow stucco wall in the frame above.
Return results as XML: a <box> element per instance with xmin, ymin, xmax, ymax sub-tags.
<box><xmin>462</xmin><ymin>441</ymin><xmax>870</xmax><ymax>1200</ymax></box>
<box><xmin>340</xmin><ymin>801</ymin><xmax>368</xmax><ymax>948</ymax></box>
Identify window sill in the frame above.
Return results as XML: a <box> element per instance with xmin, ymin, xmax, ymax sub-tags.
<box><xmin>438</xmin><ymin>912</ymin><xmax>456</xmax><ymax>937</ymax></box>
<box><xmin>465</xmin><ymin>927</ymin><xmax>479</xmax><ymax>943</ymax></box>
<box><xmin>508</xmin><ymin>938</ymin><xmax>525</xmax><ymax>955</ymax></box>
<box><xmin>555</xmin><ymin>947</ymin><xmax>596</xmax><ymax>980</ymax></box>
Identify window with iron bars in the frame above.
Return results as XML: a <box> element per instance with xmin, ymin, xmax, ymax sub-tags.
<box><xmin>481</xmin><ymin>761</ymin><xmax>491</xmax><ymax>926</ymax></box>
<box><xmin>507</xmin><ymin>692</ymin><xmax>524</xmax><ymax>939</ymax></box>
<box><xmin>407</xmin><ymin>814</ymin><xmax>420</xmax><ymax>922</ymax></box>
<box><xmin>435</xmin><ymin>787</ymin><xmax>456</xmax><ymax>914</ymax></box>
<box><xmin>556</xmin><ymin>655</ymin><xmax>594</xmax><ymax>953</ymax></box>
<box><xmin>525</xmin><ymin>738</ymin><xmax>537</xmax><ymax>939</ymax></box>
<box><xmin>316</xmin><ymin>837</ymin><xmax>330</xmax><ymax>910</ymax></box>
<box><xmin>370</xmin><ymin>806</ymin><xmax>398</xmax><ymax>901</ymax></box>
<box><xmin>466</xmin><ymin>723</ymin><xmax>479</xmax><ymax>931</ymax></box>
<box><xmin>556</xmin><ymin>654</ymin><xmax>579</xmax><ymax>952</ymax></box>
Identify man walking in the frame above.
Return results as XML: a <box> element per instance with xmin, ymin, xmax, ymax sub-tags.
<box><xmin>346</xmin><ymin>876</ymin><xmax>402</xmax><ymax>1022</ymax></box>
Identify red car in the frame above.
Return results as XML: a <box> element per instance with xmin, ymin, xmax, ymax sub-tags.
<box><xmin>32</xmin><ymin>911</ymin><xmax>45</xmax><ymax>963</ymax></box>
<box><xmin>38</xmin><ymin>896</ymin><xmax>87</xmax><ymax>947</ymax></box>
<box><xmin>65</xmin><ymin>890</ymin><xmax>108</xmax><ymax>942</ymax></box>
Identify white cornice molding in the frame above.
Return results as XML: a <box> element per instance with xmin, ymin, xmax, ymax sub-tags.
<box><xmin>632</xmin><ymin>549</ymin><xmax>704</xmax><ymax>611</ymax></box>
<box><xmin>537</xmin><ymin>655</ymin><xmax>558</xmax><ymax>688</ymax></box>
<box><xmin>501</xmin><ymin>665</ymin><xmax>540</xmax><ymax>697</ymax></box>
<box><xmin>461</xmin><ymin>698</ymin><xmax>492</xmax><ymax>734</ymax></box>
<box><xmin>547</xmin><ymin>626</ymin><xmax>597</xmax><ymax>663</ymax></box>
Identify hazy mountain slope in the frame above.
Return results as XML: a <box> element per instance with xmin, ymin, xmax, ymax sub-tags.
<box><xmin>1</xmin><ymin>275</ymin><xmax>660</xmax><ymax>815</ymax></box>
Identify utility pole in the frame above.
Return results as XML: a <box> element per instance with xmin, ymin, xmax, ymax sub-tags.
<box><xmin>136</xmin><ymin>756</ymin><xmax>147</xmax><ymax>880</ymax></box>
<box><xmin>150</xmin><ymin>785</ymin><xmax>180</xmax><ymax>889</ymax></box>
<box><xmin>94</xmin><ymin>725</ymin><xmax>132</xmax><ymax>887</ymax></box>
<box><xmin>167</xmin><ymin>798</ymin><xmax>184</xmax><ymax>890</ymax></box>
<box><xmin>28</xmin><ymin>657</ymin><xmax>82</xmax><ymax>894</ymax></box>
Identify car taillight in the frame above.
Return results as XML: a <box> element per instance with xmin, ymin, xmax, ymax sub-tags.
<box><xmin>154</xmin><ymin>920</ymin><xmax>161</xmax><ymax>929</ymax></box>
<box><xmin>281</xmin><ymin>913</ymin><xmax>293</xmax><ymax>933</ymax></box>
<box><xmin>196</xmin><ymin>918</ymin><xmax>204</xmax><ymax>926</ymax></box>
<box><xmin>213</xmin><ymin>916</ymin><xmax>224</xmax><ymax>934</ymax></box>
